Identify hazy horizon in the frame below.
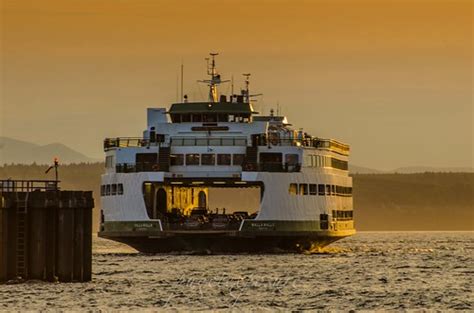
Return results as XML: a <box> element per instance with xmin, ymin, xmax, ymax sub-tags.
<box><xmin>1</xmin><ymin>0</ymin><xmax>472</xmax><ymax>171</ymax></box>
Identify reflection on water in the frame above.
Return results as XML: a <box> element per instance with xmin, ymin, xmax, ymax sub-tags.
<box><xmin>1</xmin><ymin>232</ymin><xmax>472</xmax><ymax>310</ymax></box>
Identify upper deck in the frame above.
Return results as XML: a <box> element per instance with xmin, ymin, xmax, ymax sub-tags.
<box><xmin>104</xmin><ymin>135</ymin><xmax>349</xmax><ymax>156</ymax></box>
<box><xmin>102</xmin><ymin>53</ymin><xmax>350</xmax><ymax>175</ymax></box>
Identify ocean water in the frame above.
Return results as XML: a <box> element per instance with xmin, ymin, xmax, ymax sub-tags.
<box><xmin>1</xmin><ymin>232</ymin><xmax>472</xmax><ymax>311</ymax></box>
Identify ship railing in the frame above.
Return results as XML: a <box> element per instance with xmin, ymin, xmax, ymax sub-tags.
<box><xmin>104</xmin><ymin>137</ymin><xmax>165</xmax><ymax>151</ymax></box>
<box><xmin>254</xmin><ymin>137</ymin><xmax>350</xmax><ymax>155</ymax></box>
<box><xmin>114</xmin><ymin>162</ymin><xmax>301</xmax><ymax>173</ymax></box>
<box><xmin>0</xmin><ymin>179</ymin><xmax>60</xmax><ymax>192</ymax></box>
<box><xmin>170</xmin><ymin>137</ymin><xmax>247</xmax><ymax>146</ymax></box>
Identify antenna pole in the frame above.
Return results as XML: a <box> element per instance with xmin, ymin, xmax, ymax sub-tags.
<box><xmin>243</xmin><ymin>73</ymin><xmax>251</xmax><ymax>103</ymax></box>
<box><xmin>54</xmin><ymin>157</ymin><xmax>59</xmax><ymax>189</ymax></box>
<box><xmin>197</xmin><ymin>53</ymin><xmax>229</xmax><ymax>102</ymax></box>
<box><xmin>209</xmin><ymin>53</ymin><xmax>219</xmax><ymax>102</ymax></box>
<box><xmin>180</xmin><ymin>62</ymin><xmax>184</xmax><ymax>102</ymax></box>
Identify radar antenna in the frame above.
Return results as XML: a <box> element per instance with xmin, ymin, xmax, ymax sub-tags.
<box><xmin>198</xmin><ymin>53</ymin><xmax>229</xmax><ymax>102</ymax></box>
<box><xmin>241</xmin><ymin>73</ymin><xmax>262</xmax><ymax>103</ymax></box>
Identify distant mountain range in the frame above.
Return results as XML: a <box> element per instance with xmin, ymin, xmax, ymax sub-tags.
<box><xmin>0</xmin><ymin>137</ymin><xmax>472</xmax><ymax>172</ymax></box>
<box><xmin>0</xmin><ymin>137</ymin><xmax>99</xmax><ymax>165</ymax></box>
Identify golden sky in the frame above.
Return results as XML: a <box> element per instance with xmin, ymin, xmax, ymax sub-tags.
<box><xmin>1</xmin><ymin>0</ymin><xmax>472</xmax><ymax>169</ymax></box>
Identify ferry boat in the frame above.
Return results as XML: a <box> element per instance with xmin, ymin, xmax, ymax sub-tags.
<box><xmin>98</xmin><ymin>54</ymin><xmax>355</xmax><ymax>253</ymax></box>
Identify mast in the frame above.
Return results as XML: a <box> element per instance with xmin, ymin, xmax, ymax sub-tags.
<box><xmin>180</xmin><ymin>62</ymin><xmax>184</xmax><ymax>102</ymax></box>
<box><xmin>242</xmin><ymin>73</ymin><xmax>251</xmax><ymax>103</ymax></box>
<box><xmin>198</xmin><ymin>53</ymin><xmax>228</xmax><ymax>102</ymax></box>
<box><xmin>241</xmin><ymin>73</ymin><xmax>262</xmax><ymax>103</ymax></box>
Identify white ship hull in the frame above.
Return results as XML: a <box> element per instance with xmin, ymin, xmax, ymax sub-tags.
<box><xmin>99</xmin><ymin>54</ymin><xmax>355</xmax><ymax>253</ymax></box>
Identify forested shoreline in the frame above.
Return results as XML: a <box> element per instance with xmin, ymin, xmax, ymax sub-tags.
<box><xmin>1</xmin><ymin>163</ymin><xmax>472</xmax><ymax>231</ymax></box>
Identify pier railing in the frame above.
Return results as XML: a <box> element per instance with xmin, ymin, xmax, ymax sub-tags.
<box><xmin>0</xmin><ymin>179</ymin><xmax>59</xmax><ymax>192</ymax></box>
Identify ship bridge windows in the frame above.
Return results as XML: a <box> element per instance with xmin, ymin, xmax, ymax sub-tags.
<box><xmin>203</xmin><ymin>114</ymin><xmax>217</xmax><ymax>123</ymax></box>
<box><xmin>171</xmin><ymin>113</ymin><xmax>251</xmax><ymax>123</ymax></box>
<box><xmin>181</xmin><ymin>114</ymin><xmax>191</xmax><ymax>122</ymax></box>
<box><xmin>218</xmin><ymin>114</ymin><xmax>228</xmax><ymax>122</ymax></box>
<box><xmin>192</xmin><ymin>114</ymin><xmax>202</xmax><ymax>122</ymax></box>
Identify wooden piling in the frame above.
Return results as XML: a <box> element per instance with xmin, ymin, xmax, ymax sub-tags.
<box><xmin>82</xmin><ymin>193</ymin><xmax>93</xmax><ymax>282</ymax></box>
<box><xmin>0</xmin><ymin>196</ymin><xmax>7</xmax><ymax>281</ymax></box>
<box><xmin>28</xmin><ymin>203</ymin><xmax>46</xmax><ymax>279</ymax></box>
<box><xmin>0</xmin><ymin>180</ymin><xmax>94</xmax><ymax>283</ymax></box>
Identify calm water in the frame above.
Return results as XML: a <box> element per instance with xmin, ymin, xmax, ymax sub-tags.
<box><xmin>1</xmin><ymin>232</ymin><xmax>472</xmax><ymax>311</ymax></box>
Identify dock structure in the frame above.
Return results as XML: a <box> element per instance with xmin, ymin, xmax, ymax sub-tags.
<box><xmin>0</xmin><ymin>180</ymin><xmax>93</xmax><ymax>282</ymax></box>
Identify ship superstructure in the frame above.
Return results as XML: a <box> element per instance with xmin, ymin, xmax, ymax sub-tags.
<box><xmin>99</xmin><ymin>54</ymin><xmax>355</xmax><ymax>252</ymax></box>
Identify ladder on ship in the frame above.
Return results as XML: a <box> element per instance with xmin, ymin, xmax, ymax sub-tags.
<box><xmin>15</xmin><ymin>190</ymin><xmax>29</xmax><ymax>279</ymax></box>
<box><xmin>158</xmin><ymin>147</ymin><xmax>170</xmax><ymax>172</ymax></box>
<box><xmin>243</xmin><ymin>146</ymin><xmax>258</xmax><ymax>171</ymax></box>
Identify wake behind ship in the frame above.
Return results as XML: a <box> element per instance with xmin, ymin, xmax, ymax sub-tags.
<box><xmin>98</xmin><ymin>54</ymin><xmax>355</xmax><ymax>253</ymax></box>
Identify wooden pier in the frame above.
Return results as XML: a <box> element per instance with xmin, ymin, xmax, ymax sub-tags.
<box><xmin>0</xmin><ymin>180</ymin><xmax>93</xmax><ymax>282</ymax></box>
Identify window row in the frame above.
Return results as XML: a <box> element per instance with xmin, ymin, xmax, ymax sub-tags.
<box><xmin>289</xmin><ymin>183</ymin><xmax>353</xmax><ymax>197</ymax></box>
<box><xmin>303</xmin><ymin>155</ymin><xmax>348</xmax><ymax>171</ymax></box>
<box><xmin>101</xmin><ymin>183</ymin><xmax>124</xmax><ymax>196</ymax></box>
<box><xmin>171</xmin><ymin>137</ymin><xmax>247</xmax><ymax>147</ymax></box>
<box><xmin>332</xmin><ymin>210</ymin><xmax>353</xmax><ymax>220</ymax></box>
<box><xmin>170</xmin><ymin>153</ymin><xmax>246</xmax><ymax>166</ymax></box>
<box><xmin>170</xmin><ymin>113</ymin><xmax>251</xmax><ymax>123</ymax></box>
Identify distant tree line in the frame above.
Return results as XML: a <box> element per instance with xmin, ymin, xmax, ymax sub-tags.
<box><xmin>1</xmin><ymin>164</ymin><xmax>473</xmax><ymax>231</ymax></box>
